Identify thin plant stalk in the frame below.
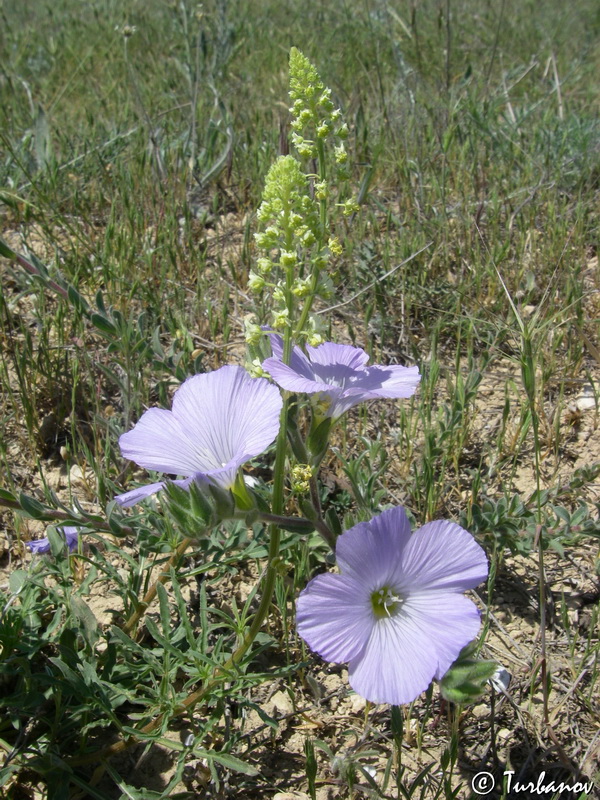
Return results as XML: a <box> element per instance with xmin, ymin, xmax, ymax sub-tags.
<box><xmin>71</xmin><ymin>334</ymin><xmax>296</xmax><ymax>769</ymax></box>
<box><xmin>121</xmin><ymin>536</ymin><xmax>193</xmax><ymax>636</ymax></box>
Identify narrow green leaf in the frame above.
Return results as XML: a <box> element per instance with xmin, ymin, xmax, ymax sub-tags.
<box><xmin>19</xmin><ymin>492</ymin><xmax>49</xmax><ymax>519</ymax></box>
<box><xmin>156</xmin><ymin>582</ymin><xmax>171</xmax><ymax>638</ymax></box>
<box><xmin>195</xmin><ymin>749</ymin><xmax>259</xmax><ymax>776</ymax></box>
<box><xmin>71</xmin><ymin>596</ymin><xmax>100</xmax><ymax>647</ymax></box>
<box><xmin>67</xmin><ymin>284</ymin><xmax>90</xmax><ymax>313</ymax></box>
<box><xmin>91</xmin><ymin>313</ymin><xmax>118</xmax><ymax>336</ymax></box>
<box><xmin>8</xmin><ymin>569</ymin><xmax>28</xmax><ymax>594</ymax></box>
<box><xmin>48</xmin><ymin>525</ymin><xmax>69</xmax><ymax>556</ymax></box>
<box><xmin>34</xmin><ymin>103</ymin><xmax>53</xmax><ymax>168</ymax></box>
<box><xmin>0</xmin><ymin>237</ymin><xmax>16</xmax><ymax>259</ymax></box>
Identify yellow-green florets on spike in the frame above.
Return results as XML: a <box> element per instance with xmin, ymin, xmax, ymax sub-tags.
<box><xmin>328</xmin><ymin>236</ymin><xmax>343</xmax><ymax>257</ymax></box>
<box><xmin>291</xmin><ymin>277</ymin><xmax>311</xmax><ymax>298</ymax></box>
<box><xmin>247</xmin><ymin>271</ymin><xmax>266</xmax><ymax>293</ymax></box>
<box><xmin>255</xmin><ymin>155</ymin><xmax>320</xmax><ymax>257</ymax></box>
<box><xmin>256</xmin><ymin>256</ymin><xmax>274</xmax><ymax>275</ymax></box>
<box><xmin>288</xmin><ymin>47</ymin><xmax>347</xmax><ymax>154</ymax></box>
<box><xmin>289</xmin><ymin>47</ymin><xmax>323</xmax><ymax>107</ymax></box>
<box><xmin>246</xmin><ymin>50</ymin><xmax>358</xmax><ymax>355</ymax></box>
<box><xmin>244</xmin><ymin>319</ymin><xmax>262</xmax><ymax>345</ymax></box>
<box><xmin>272</xmin><ymin>307</ymin><xmax>290</xmax><ymax>329</ymax></box>
<box><xmin>291</xmin><ymin>463</ymin><xmax>313</xmax><ymax>494</ymax></box>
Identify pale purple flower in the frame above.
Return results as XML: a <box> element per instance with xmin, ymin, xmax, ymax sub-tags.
<box><xmin>296</xmin><ymin>507</ymin><xmax>488</xmax><ymax>705</ymax></box>
<box><xmin>115</xmin><ymin>365</ymin><xmax>282</xmax><ymax>508</ymax></box>
<box><xmin>27</xmin><ymin>526</ymin><xmax>79</xmax><ymax>554</ymax></box>
<box><xmin>262</xmin><ymin>337</ymin><xmax>420</xmax><ymax>419</ymax></box>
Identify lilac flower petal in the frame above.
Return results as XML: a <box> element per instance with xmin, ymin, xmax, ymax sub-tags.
<box><xmin>335</xmin><ymin>507</ymin><xmax>412</xmax><ymax>589</ymax></box>
<box><xmin>296</xmin><ymin>506</ymin><xmax>488</xmax><ymax>706</ymax></box>
<box><xmin>305</xmin><ymin>342</ymin><xmax>370</xmax><ymax>370</ymax></box>
<box><xmin>320</xmin><ymin>394</ymin><xmax>365</xmax><ymax>419</ymax></box>
<box><xmin>119</xmin><ymin>408</ymin><xmax>203</xmax><ymax>477</ymax></box>
<box><xmin>26</xmin><ymin>537</ymin><xmax>52</xmax><ymax>554</ymax></box>
<box><xmin>263</xmin><ymin>338</ymin><xmax>419</xmax><ymax>419</ymax></box>
<box><xmin>269</xmin><ymin>335</ymin><xmax>315</xmax><ymax>379</ymax></box>
<box><xmin>349</xmin><ymin>613</ymin><xmax>439</xmax><ymax>705</ymax></box>
<box><xmin>114</xmin><ymin>478</ymin><xmax>193</xmax><ymax>508</ymax></box>
<box><xmin>262</xmin><ymin>357</ymin><xmax>344</xmax><ymax>401</ymax></box>
<box><xmin>361</xmin><ymin>365</ymin><xmax>422</xmax><ymax>399</ymax></box>
<box><xmin>27</xmin><ymin>526</ymin><xmax>80</xmax><ymax>554</ymax></box>
<box><xmin>349</xmin><ymin>594</ymin><xmax>481</xmax><ymax>704</ymax></box>
<box><xmin>393</xmin><ymin>520</ymin><xmax>488</xmax><ymax>593</ymax></box>
<box><xmin>269</xmin><ymin>332</ymin><xmax>284</xmax><ymax>360</ymax></box>
<box><xmin>296</xmin><ymin>573</ymin><xmax>373</xmax><ymax>663</ymax></box>
<box><xmin>64</xmin><ymin>528</ymin><xmax>80</xmax><ymax>550</ymax></box>
<box><xmin>170</xmin><ymin>366</ymin><xmax>282</xmax><ymax>487</ymax></box>
<box><xmin>404</xmin><ymin>592</ymin><xmax>482</xmax><ymax>679</ymax></box>
<box><xmin>117</xmin><ymin>366</ymin><xmax>282</xmax><ymax>506</ymax></box>
<box><xmin>265</xmin><ymin>342</ymin><xmax>369</xmax><ymax>397</ymax></box>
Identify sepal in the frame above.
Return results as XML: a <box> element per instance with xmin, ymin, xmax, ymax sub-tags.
<box><xmin>439</xmin><ymin>641</ymin><xmax>497</xmax><ymax>704</ymax></box>
<box><xmin>307</xmin><ymin>417</ymin><xmax>332</xmax><ymax>467</ymax></box>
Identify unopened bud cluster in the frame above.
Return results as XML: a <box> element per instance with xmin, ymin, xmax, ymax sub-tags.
<box><xmin>289</xmin><ymin>47</ymin><xmax>349</xmax><ymax>172</ymax></box>
<box><xmin>250</xmin><ymin>155</ymin><xmax>328</xmax><ymax>331</ymax></box>
<box><xmin>246</xmin><ymin>49</ymin><xmax>356</xmax><ymax>355</ymax></box>
<box><xmin>291</xmin><ymin>463</ymin><xmax>313</xmax><ymax>494</ymax></box>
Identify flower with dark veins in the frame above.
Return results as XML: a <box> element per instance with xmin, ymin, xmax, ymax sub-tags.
<box><xmin>116</xmin><ymin>365</ymin><xmax>282</xmax><ymax>508</ymax></box>
<box><xmin>27</xmin><ymin>526</ymin><xmax>80</xmax><ymax>554</ymax></box>
<box><xmin>296</xmin><ymin>507</ymin><xmax>488</xmax><ymax>705</ymax></box>
<box><xmin>262</xmin><ymin>337</ymin><xmax>420</xmax><ymax>419</ymax></box>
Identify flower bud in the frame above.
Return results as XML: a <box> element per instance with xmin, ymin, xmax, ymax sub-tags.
<box><xmin>336</xmin><ymin>123</ymin><xmax>349</xmax><ymax>140</ymax></box>
<box><xmin>280</xmin><ymin>250</ymin><xmax>297</xmax><ymax>268</ymax></box>
<box><xmin>247</xmin><ymin>358</ymin><xmax>267</xmax><ymax>378</ymax></box>
<box><xmin>334</xmin><ymin>144</ymin><xmax>348</xmax><ymax>164</ymax></box>
<box><xmin>315</xmin><ymin>180</ymin><xmax>329</xmax><ymax>200</ymax></box>
<box><xmin>328</xmin><ymin>236</ymin><xmax>343</xmax><ymax>256</ymax></box>
<box><xmin>302</xmin><ymin>229</ymin><xmax>316</xmax><ymax>246</ymax></box>
<box><xmin>292</xmin><ymin>278</ymin><xmax>311</xmax><ymax>298</ymax></box>
<box><xmin>298</xmin><ymin>141</ymin><xmax>316</xmax><ymax>159</ymax></box>
<box><xmin>256</xmin><ymin>256</ymin><xmax>274</xmax><ymax>274</ymax></box>
<box><xmin>342</xmin><ymin>199</ymin><xmax>360</xmax><ymax>217</ymax></box>
<box><xmin>272</xmin><ymin>308</ymin><xmax>290</xmax><ymax>329</ymax></box>
<box><xmin>254</xmin><ymin>228</ymin><xmax>279</xmax><ymax>249</ymax></box>
<box><xmin>272</xmin><ymin>285</ymin><xmax>286</xmax><ymax>304</ymax></box>
<box><xmin>291</xmin><ymin>463</ymin><xmax>313</xmax><ymax>493</ymax></box>
<box><xmin>244</xmin><ymin>320</ymin><xmax>262</xmax><ymax>344</ymax></box>
<box><xmin>248</xmin><ymin>271</ymin><xmax>266</xmax><ymax>292</ymax></box>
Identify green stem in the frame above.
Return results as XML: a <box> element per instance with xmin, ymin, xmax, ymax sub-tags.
<box><xmin>0</xmin><ymin>495</ymin><xmax>135</xmax><ymax>537</ymax></box>
<box><xmin>294</xmin><ymin>138</ymin><xmax>327</xmax><ymax>340</ymax></box>
<box><xmin>317</xmin><ymin>137</ymin><xmax>327</xmax><ymax>231</ymax></box>
<box><xmin>308</xmin><ymin>475</ymin><xmax>336</xmax><ymax>550</ymax></box>
<box><xmin>293</xmin><ymin>264</ymin><xmax>321</xmax><ymax>339</ymax></box>
<box><xmin>72</xmin><ymin>355</ymin><xmax>294</xmax><ymax>770</ymax></box>
<box><xmin>122</xmin><ymin>536</ymin><xmax>193</xmax><ymax>636</ymax></box>
<box><xmin>254</xmin><ymin>511</ymin><xmax>312</xmax><ymax>531</ymax></box>
<box><xmin>70</xmin><ymin>563</ymin><xmax>279</xmax><ymax>764</ymax></box>
<box><xmin>522</xmin><ymin>333</ymin><xmax>549</xmax><ymax>725</ymax></box>
<box><xmin>0</xmin><ymin>237</ymin><xmax>78</xmax><ymax>309</ymax></box>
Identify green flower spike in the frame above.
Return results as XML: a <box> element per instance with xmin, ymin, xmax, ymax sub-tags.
<box><xmin>289</xmin><ymin>48</ymin><xmax>347</xmax><ymax>151</ymax></box>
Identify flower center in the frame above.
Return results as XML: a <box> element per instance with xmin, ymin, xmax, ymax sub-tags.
<box><xmin>313</xmin><ymin>395</ymin><xmax>333</xmax><ymax>416</ymax></box>
<box><xmin>371</xmin><ymin>586</ymin><xmax>404</xmax><ymax>619</ymax></box>
<box><xmin>313</xmin><ymin>363</ymin><xmax>358</xmax><ymax>390</ymax></box>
